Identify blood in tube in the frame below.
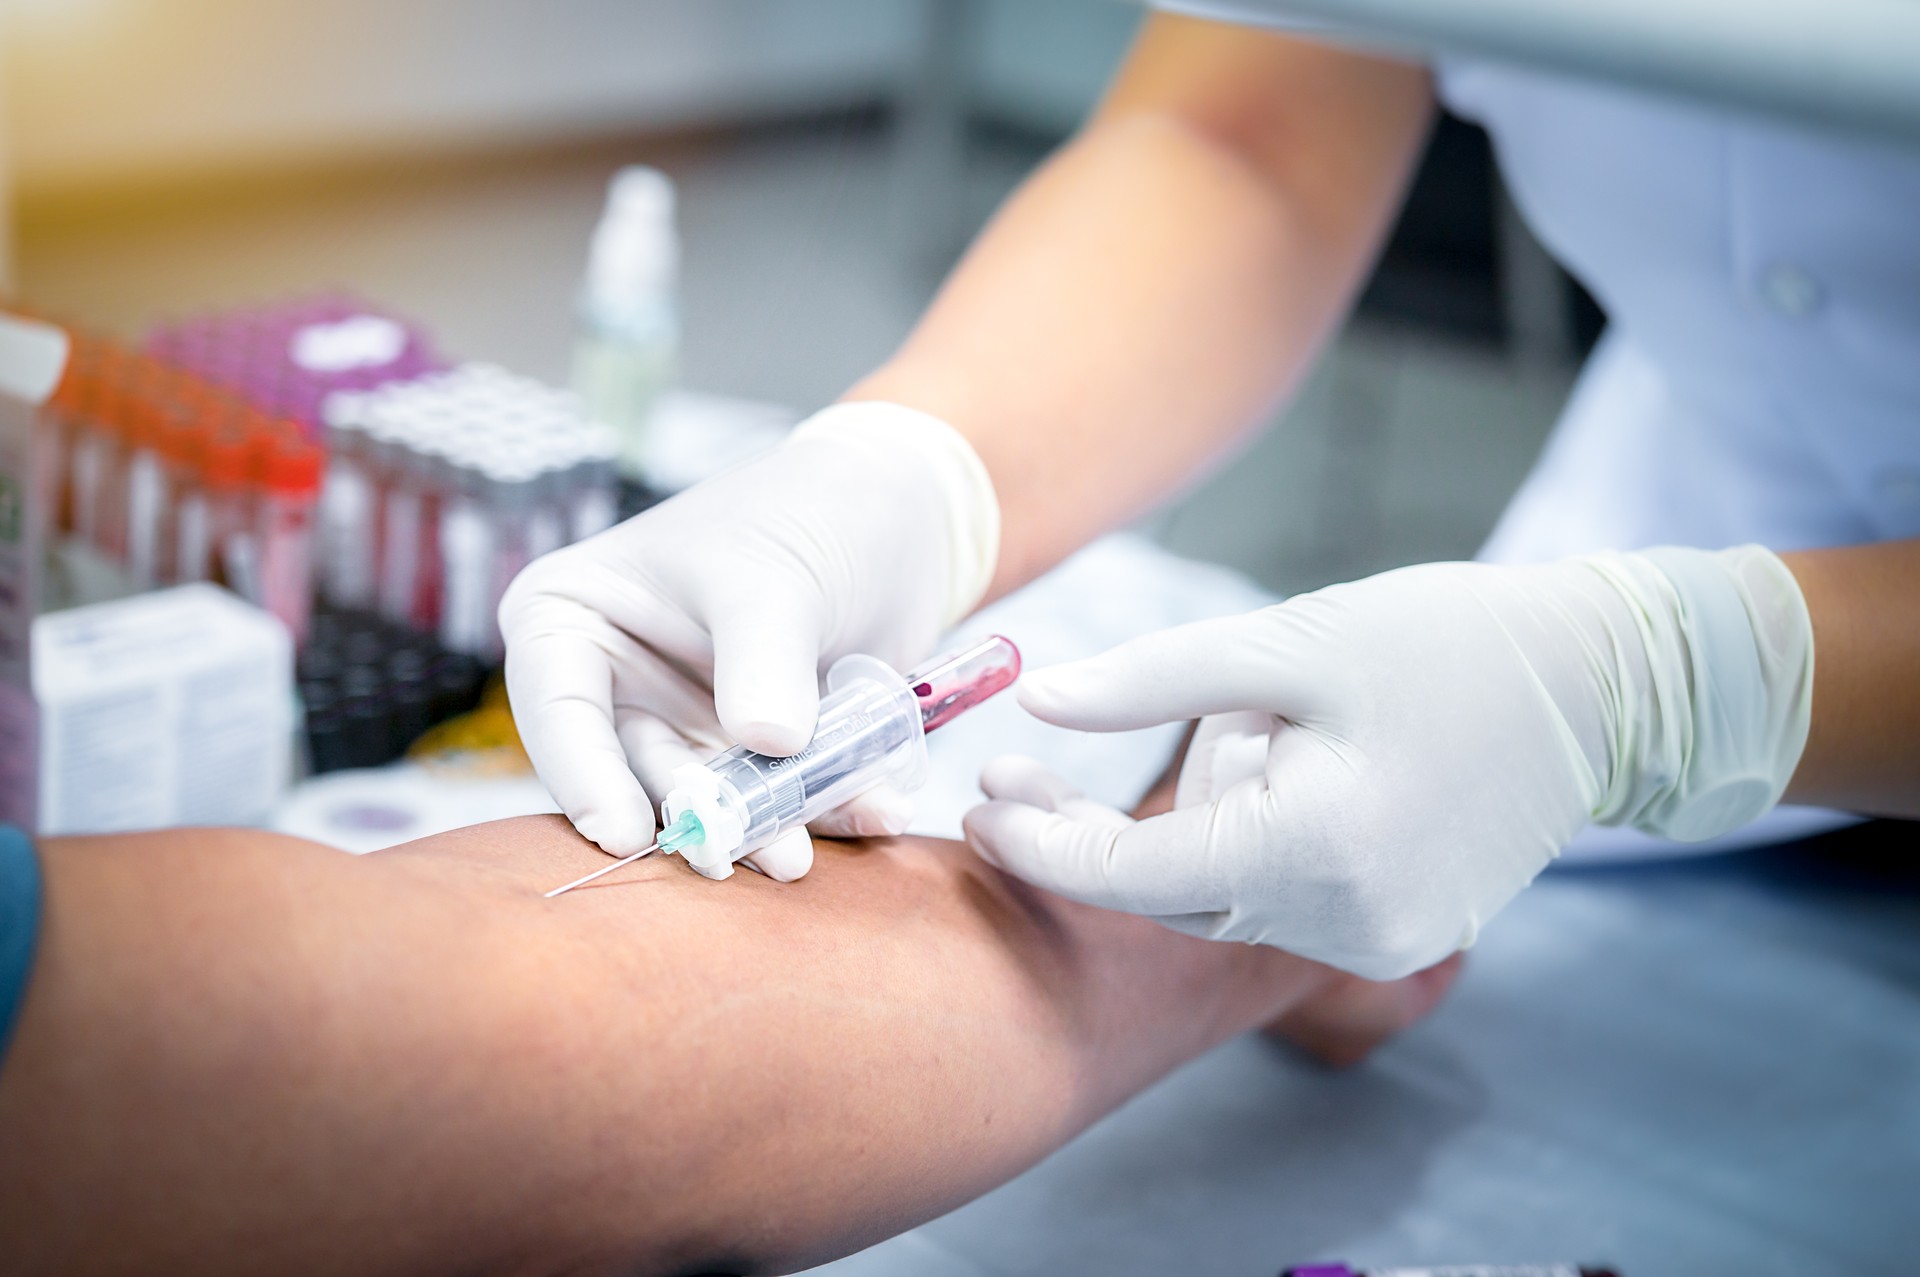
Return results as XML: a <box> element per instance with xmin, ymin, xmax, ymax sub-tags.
<box><xmin>907</xmin><ymin>635</ymin><xmax>1021</xmax><ymax>734</ymax></box>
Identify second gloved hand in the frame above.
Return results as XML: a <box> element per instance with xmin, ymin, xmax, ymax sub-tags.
<box><xmin>964</xmin><ymin>549</ymin><xmax>1813</xmax><ymax>979</ymax></box>
<box><xmin>500</xmin><ymin>402</ymin><xmax>998</xmax><ymax>880</ymax></box>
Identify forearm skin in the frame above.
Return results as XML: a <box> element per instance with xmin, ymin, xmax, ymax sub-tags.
<box><xmin>1781</xmin><ymin>537</ymin><xmax>1920</xmax><ymax>817</ymax></box>
<box><xmin>0</xmin><ymin>818</ymin><xmax>1321</xmax><ymax>1276</ymax></box>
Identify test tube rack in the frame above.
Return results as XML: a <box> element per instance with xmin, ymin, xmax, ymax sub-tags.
<box><xmin>45</xmin><ymin>331</ymin><xmax>327</xmax><ymax>643</ymax></box>
<box><xmin>320</xmin><ymin>363</ymin><xmax>623</xmax><ymax>661</ymax></box>
<box><xmin>30</xmin><ymin>296</ymin><xmax>659</xmax><ymax>779</ymax></box>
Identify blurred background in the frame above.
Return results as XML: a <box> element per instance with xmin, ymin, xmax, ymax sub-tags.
<box><xmin>2</xmin><ymin>0</ymin><xmax>1597</xmax><ymax>597</ymax></box>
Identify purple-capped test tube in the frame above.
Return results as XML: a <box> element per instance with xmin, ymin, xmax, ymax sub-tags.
<box><xmin>149</xmin><ymin>294</ymin><xmax>445</xmax><ymax>434</ymax></box>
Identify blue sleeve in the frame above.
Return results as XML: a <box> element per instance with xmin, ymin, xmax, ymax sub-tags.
<box><xmin>0</xmin><ymin>825</ymin><xmax>42</xmax><ymax>1065</ymax></box>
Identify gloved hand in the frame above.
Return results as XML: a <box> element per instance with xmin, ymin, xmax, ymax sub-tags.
<box><xmin>965</xmin><ymin>547</ymin><xmax>1814</xmax><ymax>979</ymax></box>
<box><xmin>500</xmin><ymin>402</ymin><xmax>998</xmax><ymax>880</ymax></box>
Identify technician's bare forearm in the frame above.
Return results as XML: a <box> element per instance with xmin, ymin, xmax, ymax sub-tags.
<box><xmin>850</xmin><ymin>16</ymin><xmax>1433</xmax><ymax>595</ymax></box>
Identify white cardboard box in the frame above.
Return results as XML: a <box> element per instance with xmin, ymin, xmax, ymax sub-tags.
<box><xmin>34</xmin><ymin>585</ymin><xmax>294</xmax><ymax>835</ymax></box>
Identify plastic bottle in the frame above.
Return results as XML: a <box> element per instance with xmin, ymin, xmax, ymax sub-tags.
<box><xmin>571</xmin><ymin>166</ymin><xmax>679</xmax><ymax>479</ymax></box>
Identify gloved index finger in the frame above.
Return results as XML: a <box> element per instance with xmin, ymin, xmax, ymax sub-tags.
<box><xmin>978</xmin><ymin>755</ymin><xmax>1133</xmax><ymax>829</ymax></box>
<box><xmin>505</xmin><ymin>624</ymin><xmax>659</xmax><ymax>857</ymax></box>
<box><xmin>1016</xmin><ymin>610</ymin><xmax>1321</xmax><ymax>733</ymax></box>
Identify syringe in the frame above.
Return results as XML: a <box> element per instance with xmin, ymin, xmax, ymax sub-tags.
<box><xmin>544</xmin><ymin>635</ymin><xmax>1021</xmax><ymax>896</ymax></box>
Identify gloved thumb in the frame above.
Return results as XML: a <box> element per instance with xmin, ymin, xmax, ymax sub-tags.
<box><xmin>708</xmin><ymin>579</ymin><xmax>828</xmax><ymax>757</ymax></box>
<box><xmin>1017</xmin><ymin>608</ymin><xmax>1320</xmax><ymax>733</ymax></box>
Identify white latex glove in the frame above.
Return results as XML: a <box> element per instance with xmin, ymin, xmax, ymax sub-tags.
<box><xmin>965</xmin><ymin>547</ymin><xmax>1814</xmax><ymax>979</ymax></box>
<box><xmin>500</xmin><ymin>402</ymin><xmax>998</xmax><ymax>880</ymax></box>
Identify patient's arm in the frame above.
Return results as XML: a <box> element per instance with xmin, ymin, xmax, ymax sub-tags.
<box><xmin>0</xmin><ymin>808</ymin><xmax>1389</xmax><ymax>1276</ymax></box>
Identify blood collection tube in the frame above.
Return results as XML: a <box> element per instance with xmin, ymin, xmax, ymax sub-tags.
<box><xmin>436</xmin><ymin>458</ymin><xmax>497</xmax><ymax>658</ymax></box>
<box><xmin>90</xmin><ymin>353</ymin><xmax>136</xmax><ymax>564</ymax></box>
<box><xmin>375</xmin><ymin>421</ymin><xmax>426</xmax><ymax>626</ymax></box>
<box><xmin>173</xmin><ymin>433</ymin><xmax>213</xmax><ymax>586</ymax></box>
<box><xmin>317</xmin><ymin>394</ymin><xmax>379</xmax><ymax>608</ymax></box>
<box><xmin>482</xmin><ymin>456</ymin><xmax>543</xmax><ymax>661</ymax></box>
<box><xmin>524</xmin><ymin>458</ymin><xmax>568</xmax><ymax>564</ymax></box>
<box><xmin>255</xmin><ymin>428</ymin><xmax>325</xmax><ymax>645</ymax></box>
<box><xmin>54</xmin><ymin>339</ymin><xmax>98</xmax><ymax>546</ymax></box>
<box><xmin>198</xmin><ymin>427</ymin><xmax>254</xmax><ymax>588</ymax></box>
<box><xmin>906</xmin><ymin>634</ymin><xmax>1023</xmax><ymax>732</ymax></box>
<box><xmin>44</xmin><ymin>334</ymin><xmax>95</xmax><ymax>539</ymax></box>
<box><xmin>122</xmin><ymin>390</ymin><xmax>172</xmax><ymax>590</ymax></box>
<box><xmin>27</xmin><ymin>357</ymin><xmax>63</xmax><ymax>569</ymax></box>
<box><xmin>409</xmin><ymin>437</ymin><xmax>454</xmax><ymax>633</ymax></box>
<box><xmin>569</xmin><ymin>430</ymin><xmax>621</xmax><ymax>542</ymax></box>
<box><xmin>154</xmin><ymin>393</ymin><xmax>217</xmax><ymax>586</ymax></box>
<box><xmin>356</xmin><ymin>415</ymin><xmax>398</xmax><ymax>619</ymax></box>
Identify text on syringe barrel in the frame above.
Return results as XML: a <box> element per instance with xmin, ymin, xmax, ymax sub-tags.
<box><xmin>702</xmin><ymin>674</ymin><xmax>921</xmax><ymax>850</ymax></box>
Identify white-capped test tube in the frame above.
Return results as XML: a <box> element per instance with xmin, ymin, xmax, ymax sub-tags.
<box><xmin>437</xmin><ymin>456</ymin><xmax>498</xmax><ymax>657</ymax></box>
<box><xmin>411</xmin><ymin>435</ymin><xmax>457</xmax><ymax>633</ymax></box>
<box><xmin>368</xmin><ymin>414</ymin><xmax>417</xmax><ymax>624</ymax></box>
<box><xmin>526</xmin><ymin>461</ymin><xmax>569</xmax><ymax>563</ymax></box>
<box><xmin>375</xmin><ymin>421</ymin><xmax>444</xmax><ymax>628</ymax></box>
<box><xmin>483</xmin><ymin>452</ymin><xmax>543</xmax><ymax>644</ymax></box>
<box><xmin>568</xmin><ymin>425</ymin><xmax>621</xmax><ymax>543</ymax></box>
<box><xmin>65</xmin><ymin>400</ymin><xmax>113</xmax><ymax>549</ymax></box>
<box><xmin>317</xmin><ymin>392</ymin><xmax>380</xmax><ymax>609</ymax></box>
<box><xmin>124</xmin><ymin>418</ymin><xmax>168</xmax><ymax>591</ymax></box>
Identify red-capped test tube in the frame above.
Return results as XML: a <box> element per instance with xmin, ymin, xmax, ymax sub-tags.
<box><xmin>254</xmin><ymin>428</ymin><xmax>326</xmax><ymax>646</ymax></box>
<box><xmin>905</xmin><ymin>635</ymin><xmax>1022</xmax><ymax>734</ymax></box>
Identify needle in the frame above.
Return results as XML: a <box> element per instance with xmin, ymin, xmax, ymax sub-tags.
<box><xmin>545</xmin><ymin>840</ymin><xmax>661</xmax><ymax>898</ymax></box>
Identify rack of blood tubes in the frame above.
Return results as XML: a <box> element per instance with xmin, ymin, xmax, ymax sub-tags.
<box><xmin>44</xmin><ymin>332</ymin><xmax>327</xmax><ymax>643</ymax></box>
<box><xmin>29</xmin><ymin>298</ymin><xmax>636</xmax><ymax>776</ymax></box>
<box><xmin>320</xmin><ymin>364</ymin><xmax>621</xmax><ymax>661</ymax></box>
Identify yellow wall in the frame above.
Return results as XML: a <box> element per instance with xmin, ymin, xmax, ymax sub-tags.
<box><xmin>3</xmin><ymin>0</ymin><xmax>920</xmax><ymax>195</ymax></box>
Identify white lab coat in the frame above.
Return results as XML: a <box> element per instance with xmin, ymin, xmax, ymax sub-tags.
<box><xmin>1158</xmin><ymin>3</ymin><xmax>1920</xmax><ymax>854</ymax></box>
<box><xmin>1450</xmin><ymin>62</ymin><xmax>1919</xmax><ymax>855</ymax></box>
<box><xmin>1456</xmin><ymin>61</ymin><xmax>1920</xmax><ymax>559</ymax></box>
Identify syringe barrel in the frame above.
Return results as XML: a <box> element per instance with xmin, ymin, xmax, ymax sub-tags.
<box><xmin>703</xmin><ymin>654</ymin><xmax>929</xmax><ymax>862</ymax></box>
